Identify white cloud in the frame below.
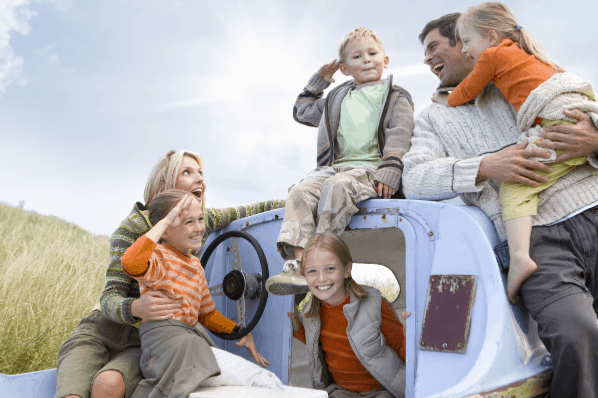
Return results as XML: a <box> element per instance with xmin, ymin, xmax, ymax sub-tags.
<box><xmin>0</xmin><ymin>0</ymin><xmax>36</xmax><ymax>92</ymax></box>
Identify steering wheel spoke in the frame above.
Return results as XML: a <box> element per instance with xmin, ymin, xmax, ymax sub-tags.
<box><xmin>209</xmin><ymin>283</ymin><xmax>225</xmax><ymax>297</ymax></box>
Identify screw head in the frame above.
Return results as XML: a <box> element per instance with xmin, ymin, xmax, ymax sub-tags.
<box><xmin>466</xmin><ymin>277</ymin><xmax>472</xmax><ymax>284</ymax></box>
<box><xmin>428</xmin><ymin>231</ymin><xmax>434</xmax><ymax>237</ymax></box>
<box><xmin>457</xmin><ymin>343</ymin><xmax>463</xmax><ymax>349</ymax></box>
<box><xmin>430</xmin><ymin>276</ymin><xmax>436</xmax><ymax>283</ymax></box>
<box><xmin>421</xmin><ymin>341</ymin><xmax>426</xmax><ymax>347</ymax></box>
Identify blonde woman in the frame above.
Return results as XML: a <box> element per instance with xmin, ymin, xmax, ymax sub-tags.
<box><xmin>55</xmin><ymin>150</ymin><xmax>284</xmax><ymax>398</ymax></box>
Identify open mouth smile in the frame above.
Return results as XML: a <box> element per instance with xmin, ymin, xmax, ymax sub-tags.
<box><xmin>432</xmin><ymin>62</ymin><xmax>445</xmax><ymax>75</ymax></box>
<box><xmin>317</xmin><ymin>285</ymin><xmax>332</xmax><ymax>291</ymax></box>
<box><xmin>192</xmin><ymin>188</ymin><xmax>203</xmax><ymax>199</ymax></box>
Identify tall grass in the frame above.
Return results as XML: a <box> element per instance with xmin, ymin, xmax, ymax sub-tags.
<box><xmin>0</xmin><ymin>203</ymin><xmax>108</xmax><ymax>374</ymax></box>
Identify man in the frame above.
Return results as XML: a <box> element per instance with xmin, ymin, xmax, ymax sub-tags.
<box><xmin>403</xmin><ymin>13</ymin><xmax>598</xmax><ymax>398</ymax></box>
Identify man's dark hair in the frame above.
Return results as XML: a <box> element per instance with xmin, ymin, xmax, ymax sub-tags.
<box><xmin>419</xmin><ymin>13</ymin><xmax>461</xmax><ymax>46</ymax></box>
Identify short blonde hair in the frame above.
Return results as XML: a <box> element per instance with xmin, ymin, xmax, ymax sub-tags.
<box><xmin>338</xmin><ymin>27</ymin><xmax>385</xmax><ymax>63</ymax></box>
<box><xmin>300</xmin><ymin>233</ymin><xmax>367</xmax><ymax>318</ymax></box>
<box><xmin>457</xmin><ymin>2</ymin><xmax>565</xmax><ymax>73</ymax></box>
<box><xmin>143</xmin><ymin>150</ymin><xmax>205</xmax><ymax>208</ymax></box>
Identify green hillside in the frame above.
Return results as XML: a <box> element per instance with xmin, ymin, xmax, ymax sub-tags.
<box><xmin>0</xmin><ymin>203</ymin><xmax>108</xmax><ymax>374</ymax></box>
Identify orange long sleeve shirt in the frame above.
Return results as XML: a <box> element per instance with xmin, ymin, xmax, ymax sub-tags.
<box><xmin>447</xmin><ymin>39</ymin><xmax>555</xmax><ymax>112</ymax></box>
<box><xmin>122</xmin><ymin>235</ymin><xmax>237</xmax><ymax>333</ymax></box>
<box><xmin>294</xmin><ymin>295</ymin><xmax>406</xmax><ymax>393</ymax></box>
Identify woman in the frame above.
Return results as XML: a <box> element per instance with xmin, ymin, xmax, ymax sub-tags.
<box><xmin>55</xmin><ymin>150</ymin><xmax>284</xmax><ymax>398</ymax></box>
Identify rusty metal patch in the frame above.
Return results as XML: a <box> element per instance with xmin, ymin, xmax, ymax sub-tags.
<box><xmin>419</xmin><ymin>274</ymin><xmax>476</xmax><ymax>353</ymax></box>
<box><xmin>464</xmin><ymin>370</ymin><xmax>552</xmax><ymax>398</ymax></box>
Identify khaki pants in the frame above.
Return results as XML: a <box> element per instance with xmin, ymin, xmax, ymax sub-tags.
<box><xmin>277</xmin><ymin>166</ymin><xmax>378</xmax><ymax>260</ymax></box>
<box><xmin>55</xmin><ymin>310</ymin><xmax>142</xmax><ymax>398</ymax></box>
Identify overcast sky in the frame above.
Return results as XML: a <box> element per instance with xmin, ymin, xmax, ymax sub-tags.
<box><xmin>1</xmin><ymin>0</ymin><xmax>597</xmax><ymax>236</ymax></box>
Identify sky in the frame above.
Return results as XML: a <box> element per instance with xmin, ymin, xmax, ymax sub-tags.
<box><xmin>1</xmin><ymin>0</ymin><xmax>598</xmax><ymax>237</ymax></box>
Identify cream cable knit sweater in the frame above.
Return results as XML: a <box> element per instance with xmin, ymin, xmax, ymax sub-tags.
<box><xmin>403</xmin><ymin>83</ymin><xmax>598</xmax><ymax>242</ymax></box>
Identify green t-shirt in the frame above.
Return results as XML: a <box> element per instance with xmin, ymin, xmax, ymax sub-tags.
<box><xmin>333</xmin><ymin>79</ymin><xmax>389</xmax><ymax>169</ymax></box>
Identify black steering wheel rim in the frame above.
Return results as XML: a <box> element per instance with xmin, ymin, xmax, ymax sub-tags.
<box><xmin>200</xmin><ymin>230</ymin><xmax>269</xmax><ymax>340</ymax></box>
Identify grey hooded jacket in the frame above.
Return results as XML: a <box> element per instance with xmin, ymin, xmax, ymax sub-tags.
<box><xmin>302</xmin><ymin>285</ymin><xmax>406</xmax><ymax>397</ymax></box>
<box><xmin>293</xmin><ymin>73</ymin><xmax>414</xmax><ymax>191</ymax></box>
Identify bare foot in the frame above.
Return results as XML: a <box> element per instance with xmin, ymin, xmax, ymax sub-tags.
<box><xmin>507</xmin><ymin>254</ymin><xmax>538</xmax><ymax>303</ymax></box>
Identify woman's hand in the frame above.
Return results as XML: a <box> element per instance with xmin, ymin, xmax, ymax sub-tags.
<box><xmin>235</xmin><ymin>333</ymin><xmax>271</xmax><ymax>368</ymax></box>
<box><xmin>130</xmin><ymin>290</ymin><xmax>181</xmax><ymax>322</ymax></box>
<box><xmin>431</xmin><ymin>92</ymin><xmax>449</xmax><ymax>106</ymax></box>
<box><xmin>317</xmin><ymin>59</ymin><xmax>341</xmax><ymax>83</ymax></box>
<box><xmin>287</xmin><ymin>304</ymin><xmax>301</xmax><ymax>333</ymax></box>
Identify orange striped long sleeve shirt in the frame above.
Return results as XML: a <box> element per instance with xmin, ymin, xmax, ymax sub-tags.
<box><xmin>122</xmin><ymin>235</ymin><xmax>237</xmax><ymax>333</ymax></box>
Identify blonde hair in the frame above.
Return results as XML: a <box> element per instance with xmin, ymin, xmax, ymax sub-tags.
<box><xmin>143</xmin><ymin>150</ymin><xmax>205</xmax><ymax>212</ymax></box>
<box><xmin>338</xmin><ymin>27</ymin><xmax>385</xmax><ymax>63</ymax></box>
<box><xmin>299</xmin><ymin>233</ymin><xmax>367</xmax><ymax>318</ymax></box>
<box><xmin>457</xmin><ymin>2</ymin><xmax>565</xmax><ymax>73</ymax></box>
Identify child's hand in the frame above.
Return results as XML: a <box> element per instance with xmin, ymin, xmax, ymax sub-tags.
<box><xmin>161</xmin><ymin>193</ymin><xmax>194</xmax><ymax>228</ymax></box>
<box><xmin>287</xmin><ymin>304</ymin><xmax>301</xmax><ymax>333</ymax></box>
<box><xmin>235</xmin><ymin>333</ymin><xmax>271</xmax><ymax>368</ymax></box>
<box><xmin>317</xmin><ymin>59</ymin><xmax>341</xmax><ymax>83</ymax></box>
<box><xmin>376</xmin><ymin>182</ymin><xmax>396</xmax><ymax>199</ymax></box>
<box><xmin>431</xmin><ymin>92</ymin><xmax>449</xmax><ymax>106</ymax></box>
<box><xmin>400</xmin><ymin>311</ymin><xmax>411</xmax><ymax>323</ymax></box>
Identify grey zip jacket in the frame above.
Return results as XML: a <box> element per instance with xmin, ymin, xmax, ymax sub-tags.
<box><xmin>293</xmin><ymin>73</ymin><xmax>415</xmax><ymax>191</ymax></box>
<box><xmin>302</xmin><ymin>285</ymin><xmax>406</xmax><ymax>397</ymax></box>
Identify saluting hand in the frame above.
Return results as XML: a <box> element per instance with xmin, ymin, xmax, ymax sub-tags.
<box><xmin>317</xmin><ymin>59</ymin><xmax>341</xmax><ymax>83</ymax></box>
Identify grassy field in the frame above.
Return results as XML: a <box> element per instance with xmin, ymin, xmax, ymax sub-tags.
<box><xmin>0</xmin><ymin>203</ymin><xmax>108</xmax><ymax>374</ymax></box>
<box><xmin>0</xmin><ymin>203</ymin><xmax>400</xmax><ymax>375</ymax></box>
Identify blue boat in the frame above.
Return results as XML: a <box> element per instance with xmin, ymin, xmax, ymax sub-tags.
<box><xmin>0</xmin><ymin>198</ymin><xmax>552</xmax><ymax>398</ymax></box>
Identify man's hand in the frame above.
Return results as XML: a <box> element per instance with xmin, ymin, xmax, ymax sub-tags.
<box><xmin>538</xmin><ymin>110</ymin><xmax>598</xmax><ymax>163</ymax></box>
<box><xmin>317</xmin><ymin>59</ymin><xmax>340</xmax><ymax>83</ymax></box>
<box><xmin>377</xmin><ymin>182</ymin><xmax>396</xmax><ymax>199</ymax></box>
<box><xmin>477</xmin><ymin>143</ymin><xmax>553</xmax><ymax>186</ymax></box>
<box><xmin>431</xmin><ymin>92</ymin><xmax>449</xmax><ymax>106</ymax></box>
<box><xmin>235</xmin><ymin>333</ymin><xmax>271</xmax><ymax>368</ymax></box>
<box><xmin>130</xmin><ymin>291</ymin><xmax>181</xmax><ymax>322</ymax></box>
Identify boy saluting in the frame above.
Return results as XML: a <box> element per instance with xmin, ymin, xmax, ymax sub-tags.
<box><xmin>267</xmin><ymin>27</ymin><xmax>415</xmax><ymax>295</ymax></box>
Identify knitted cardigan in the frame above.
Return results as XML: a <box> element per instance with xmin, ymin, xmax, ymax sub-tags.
<box><xmin>293</xmin><ymin>73</ymin><xmax>415</xmax><ymax>190</ymax></box>
<box><xmin>101</xmin><ymin>199</ymin><xmax>285</xmax><ymax>325</ymax></box>
<box><xmin>402</xmin><ymin>83</ymin><xmax>598</xmax><ymax>242</ymax></box>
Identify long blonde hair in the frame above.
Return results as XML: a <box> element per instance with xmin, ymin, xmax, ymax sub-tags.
<box><xmin>300</xmin><ymin>233</ymin><xmax>367</xmax><ymax>318</ymax></box>
<box><xmin>143</xmin><ymin>150</ymin><xmax>205</xmax><ymax>213</ymax></box>
<box><xmin>457</xmin><ymin>2</ymin><xmax>565</xmax><ymax>73</ymax></box>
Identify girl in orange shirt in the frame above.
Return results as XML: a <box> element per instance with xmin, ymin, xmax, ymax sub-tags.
<box><xmin>288</xmin><ymin>233</ymin><xmax>408</xmax><ymax>398</ymax></box>
<box><xmin>122</xmin><ymin>190</ymin><xmax>275</xmax><ymax>397</ymax></box>
<box><xmin>432</xmin><ymin>2</ymin><xmax>591</xmax><ymax>303</ymax></box>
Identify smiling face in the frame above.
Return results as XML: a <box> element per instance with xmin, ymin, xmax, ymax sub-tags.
<box><xmin>423</xmin><ymin>27</ymin><xmax>474</xmax><ymax>87</ymax></box>
<box><xmin>459</xmin><ymin>23</ymin><xmax>495</xmax><ymax>63</ymax></box>
<box><xmin>162</xmin><ymin>198</ymin><xmax>205</xmax><ymax>253</ymax></box>
<box><xmin>340</xmin><ymin>36</ymin><xmax>389</xmax><ymax>86</ymax></box>
<box><xmin>303</xmin><ymin>249</ymin><xmax>352</xmax><ymax>306</ymax></box>
<box><xmin>174</xmin><ymin>155</ymin><xmax>204</xmax><ymax>200</ymax></box>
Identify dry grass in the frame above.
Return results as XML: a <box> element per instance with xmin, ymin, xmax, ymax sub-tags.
<box><xmin>0</xmin><ymin>203</ymin><xmax>108</xmax><ymax>374</ymax></box>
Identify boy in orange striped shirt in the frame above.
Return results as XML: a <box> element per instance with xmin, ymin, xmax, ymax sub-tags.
<box><xmin>122</xmin><ymin>190</ymin><xmax>271</xmax><ymax>397</ymax></box>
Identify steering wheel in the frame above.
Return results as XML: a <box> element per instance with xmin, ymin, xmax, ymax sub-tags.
<box><xmin>200</xmin><ymin>230</ymin><xmax>269</xmax><ymax>340</ymax></box>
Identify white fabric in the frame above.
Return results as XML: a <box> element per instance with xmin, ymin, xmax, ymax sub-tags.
<box><xmin>517</xmin><ymin>72</ymin><xmax>598</xmax><ymax>165</ymax></box>
<box><xmin>403</xmin><ymin>83</ymin><xmax>598</xmax><ymax>242</ymax></box>
<box><xmin>200</xmin><ymin>348</ymin><xmax>284</xmax><ymax>390</ymax></box>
